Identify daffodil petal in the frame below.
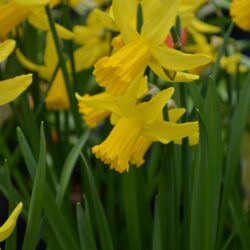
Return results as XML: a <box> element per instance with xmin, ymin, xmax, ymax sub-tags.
<box><xmin>143</xmin><ymin>121</ymin><xmax>199</xmax><ymax>143</ymax></box>
<box><xmin>151</xmin><ymin>45</ymin><xmax>211</xmax><ymax>71</ymax></box>
<box><xmin>191</xmin><ymin>18</ymin><xmax>221</xmax><ymax>33</ymax></box>
<box><xmin>0</xmin><ymin>40</ymin><xmax>15</xmax><ymax>63</ymax></box>
<box><xmin>137</xmin><ymin>88</ymin><xmax>174</xmax><ymax>123</ymax></box>
<box><xmin>92</xmin><ymin>9</ymin><xmax>118</xmax><ymax>31</ymax></box>
<box><xmin>149</xmin><ymin>60</ymin><xmax>199</xmax><ymax>82</ymax></box>
<box><xmin>0</xmin><ymin>74</ymin><xmax>32</xmax><ymax>105</ymax></box>
<box><xmin>141</xmin><ymin>0</ymin><xmax>161</xmax><ymax>21</ymax></box>
<box><xmin>44</xmin><ymin>32</ymin><xmax>58</xmax><ymax>69</ymax></box>
<box><xmin>112</xmin><ymin>0</ymin><xmax>138</xmax><ymax>43</ymax></box>
<box><xmin>14</xmin><ymin>0</ymin><xmax>49</xmax><ymax>5</ymax></box>
<box><xmin>230</xmin><ymin>0</ymin><xmax>250</xmax><ymax>31</ymax></box>
<box><xmin>141</xmin><ymin>0</ymin><xmax>181</xmax><ymax>45</ymax></box>
<box><xmin>55</xmin><ymin>24</ymin><xmax>74</xmax><ymax>40</ymax></box>
<box><xmin>168</xmin><ymin>108</ymin><xmax>186</xmax><ymax>123</ymax></box>
<box><xmin>75</xmin><ymin>93</ymin><xmax>119</xmax><ymax>115</ymax></box>
<box><xmin>0</xmin><ymin>2</ymin><xmax>30</xmax><ymax>39</ymax></box>
<box><xmin>0</xmin><ymin>202</ymin><xmax>23</xmax><ymax>242</ymax></box>
<box><xmin>73</xmin><ymin>41</ymin><xmax>109</xmax><ymax>71</ymax></box>
<box><xmin>16</xmin><ymin>49</ymin><xmax>50</xmax><ymax>79</ymax></box>
<box><xmin>45</xmin><ymin>70</ymin><xmax>69</xmax><ymax>110</ymax></box>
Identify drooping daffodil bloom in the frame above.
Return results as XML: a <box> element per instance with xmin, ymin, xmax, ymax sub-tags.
<box><xmin>77</xmin><ymin>86</ymin><xmax>199</xmax><ymax>167</ymax></box>
<box><xmin>230</xmin><ymin>0</ymin><xmax>250</xmax><ymax>31</ymax></box>
<box><xmin>77</xmin><ymin>76</ymin><xmax>199</xmax><ymax>173</ymax></box>
<box><xmin>0</xmin><ymin>202</ymin><xmax>23</xmax><ymax>242</ymax></box>
<box><xmin>93</xmin><ymin>0</ymin><xmax>211</xmax><ymax>96</ymax></box>
<box><xmin>0</xmin><ymin>0</ymin><xmax>73</xmax><ymax>40</ymax></box>
<box><xmin>0</xmin><ymin>40</ymin><xmax>32</xmax><ymax>106</ymax></box>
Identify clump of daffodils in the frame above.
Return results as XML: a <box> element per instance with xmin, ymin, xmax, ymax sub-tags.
<box><xmin>76</xmin><ymin>0</ymin><xmax>210</xmax><ymax>173</ymax></box>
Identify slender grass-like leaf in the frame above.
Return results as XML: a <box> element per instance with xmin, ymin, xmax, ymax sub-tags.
<box><xmin>121</xmin><ymin>169</ymin><xmax>142</xmax><ymax>250</ymax></box>
<box><xmin>19</xmin><ymin>94</ymin><xmax>40</xmax><ymax>158</ymax></box>
<box><xmin>229</xmin><ymin>188</ymin><xmax>250</xmax><ymax>250</ymax></box>
<box><xmin>152</xmin><ymin>196</ymin><xmax>162</xmax><ymax>250</ymax></box>
<box><xmin>189</xmin><ymin>111</ymin><xmax>208</xmax><ymax>250</ymax></box>
<box><xmin>44</xmin><ymin>186</ymin><xmax>79</xmax><ymax>250</ymax></box>
<box><xmin>217</xmin><ymin>73</ymin><xmax>250</xmax><ymax>246</ymax></box>
<box><xmin>57</xmin><ymin>130</ymin><xmax>90</xmax><ymax>204</ymax></box>
<box><xmin>17</xmin><ymin>127</ymin><xmax>36</xmax><ymax>179</ymax></box>
<box><xmin>4</xmin><ymin>161</ymin><xmax>17</xmax><ymax>250</ymax></box>
<box><xmin>158</xmin><ymin>143</ymin><xmax>179</xmax><ymax>250</ymax></box>
<box><xmin>80</xmin><ymin>154</ymin><xmax>114</xmax><ymax>250</ymax></box>
<box><xmin>202</xmin><ymin>77</ymin><xmax>223</xmax><ymax>250</ymax></box>
<box><xmin>22</xmin><ymin>123</ymin><xmax>46</xmax><ymax>250</ymax></box>
<box><xmin>76</xmin><ymin>198</ymin><xmax>97</xmax><ymax>250</ymax></box>
<box><xmin>17</xmin><ymin>125</ymin><xmax>79</xmax><ymax>249</ymax></box>
<box><xmin>211</xmin><ymin>23</ymin><xmax>234</xmax><ymax>81</ymax></box>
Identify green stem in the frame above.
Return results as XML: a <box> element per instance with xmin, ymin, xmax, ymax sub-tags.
<box><xmin>61</xmin><ymin>1</ymin><xmax>77</xmax><ymax>91</ymax></box>
<box><xmin>45</xmin><ymin>5</ymin><xmax>82</xmax><ymax>135</ymax></box>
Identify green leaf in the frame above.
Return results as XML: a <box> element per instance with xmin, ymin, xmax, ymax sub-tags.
<box><xmin>17</xmin><ymin>127</ymin><xmax>37</xmax><ymax>179</ymax></box>
<box><xmin>57</xmin><ymin>130</ymin><xmax>90</xmax><ymax>204</ymax></box>
<box><xmin>189</xmin><ymin>111</ymin><xmax>208</xmax><ymax>250</ymax></box>
<box><xmin>217</xmin><ymin>73</ymin><xmax>250</xmax><ymax>246</ymax></box>
<box><xmin>76</xmin><ymin>198</ymin><xmax>97</xmax><ymax>250</ymax></box>
<box><xmin>229</xmin><ymin>188</ymin><xmax>250</xmax><ymax>250</ymax></box>
<box><xmin>121</xmin><ymin>169</ymin><xmax>142</xmax><ymax>250</ymax></box>
<box><xmin>22</xmin><ymin>122</ymin><xmax>47</xmax><ymax>250</ymax></box>
<box><xmin>202</xmin><ymin>77</ymin><xmax>223</xmax><ymax>250</ymax></box>
<box><xmin>18</xmin><ymin>124</ymin><xmax>79</xmax><ymax>250</ymax></box>
<box><xmin>211</xmin><ymin>23</ymin><xmax>233</xmax><ymax>81</ymax></box>
<box><xmin>152</xmin><ymin>196</ymin><xmax>162</xmax><ymax>250</ymax></box>
<box><xmin>4</xmin><ymin>161</ymin><xmax>17</xmax><ymax>250</ymax></box>
<box><xmin>158</xmin><ymin>143</ymin><xmax>179</xmax><ymax>250</ymax></box>
<box><xmin>44</xmin><ymin>186</ymin><xmax>79</xmax><ymax>250</ymax></box>
<box><xmin>80</xmin><ymin>154</ymin><xmax>114</xmax><ymax>250</ymax></box>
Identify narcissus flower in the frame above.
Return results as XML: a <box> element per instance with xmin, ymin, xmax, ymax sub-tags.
<box><xmin>79</xmin><ymin>76</ymin><xmax>199</xmax><ymax>173</ymax></box>
<box><xmin>230</xmin><ymin>0</ymin><xmax>250</xmax><ymax>31</ymax></box>
<box><xmin>72</xmin><ymin>9</ymin><xmax>115</xmax><ymax>71</ymax></box>
<box><xmin>0</xmin><ymin>40</ymin><xmax>32</xmax><ymax>106</ymax></box>
<box><xmin>93</xmin><ymin>0</ymin><xmax>211</xmax><ymax>95</ymax></box>
<box><xmin>0</xmin><ymin>202</ymin><xmax>23</xmax><ymax>242</ymax></box>
<box><xmin>93</xmin><ymin>0</ymin><xmax>210</xmax><ymax>95</ymax></box>
<box><xmin>180</xmin><ymin>0</ymin><xmax>221</xmax><ymax>35</ymax></box>
<box><xmin>220</xmin><ymin>53</ymin><xmax>248</xmax><ymax>74</ymax></box>
<box><xmin>0</xmin><ymin>0</ymin><xmax>72</xmax><ymax>40</ymax></box>
<box><xmin>17</xmin><ymin>32</ymin><xmax>70</xmax><ymax>110</ymax></box>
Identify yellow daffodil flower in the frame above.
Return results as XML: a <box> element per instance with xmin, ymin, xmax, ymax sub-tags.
<box><xmin>0</xmin><ymin>202</ymin><xmax>23</xmax><ymax>242</ymax></box>
<box><xmin>0</xmin><ymin>0</ymin><xmax>73</xmax><ymax>40</ymax></box>
<box><xmin>77</xmin><ymin>85</ymin><xmax>199</xmax><ymax>167</ymax></box>
<box><xmin>230</xmin><ymin>0</ymin><xmax>250</xmax><ymax>31</ymax></box>
<box><xmin>0</xmin><ymin>40</ymin><xmax>32</xmax><ymax>106</ymax></box>
<box><xmin>180</xmin><ymin>0</ymin><xmax>221</xmax><ymax>35</ymax></box>
<box><xmin>220</xmin><ymin>53</ymin><xmax>248</xmax><ymax>74</ymax></box>
<box><xmin>16</xmin><ymin>32</ymin><xmax>70</xmax><ymax>110</ymax></box>
<box><xmin>93</xmin><ymin>0</ymin><xmax>211</xmax><ymax>96</ymax></box>
<box><xmin>72</xmin><ymin>9</ymin><xmax>115</xmax><ymax>71</ymax></box>
<box><xmin>185</xmin><ymin>30</ymin><xmax>248</xmax><ymax>75</ymax></box>
<box><xmin>78</xmin><ymin>76</ymin><xmax>199</xmax><ymax>172</ymax></box>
